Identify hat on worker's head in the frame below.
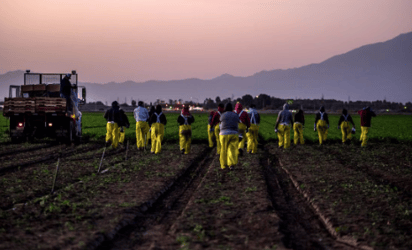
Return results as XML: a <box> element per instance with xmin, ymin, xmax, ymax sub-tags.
<box><xmin>65</xmin><ymin>74</ymin><xmax>71</xmax><ymax>79</ymax></box>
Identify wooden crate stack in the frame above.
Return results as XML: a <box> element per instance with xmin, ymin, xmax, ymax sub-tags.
<box><xmin>3</xmin><ymin>98</ymin><xmax>36</xmax><ymax>114</ymax></box>
<box><xmin>35</xmin><ymin>97</ymin><xmax>66</xmax><ymax>113</ymax></box>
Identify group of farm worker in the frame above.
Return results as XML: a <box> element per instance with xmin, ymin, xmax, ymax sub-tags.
<box><xmin>274</xmin><ymin>104</ymin><xmax>376</xmax><ymax>148</ymax></box>
<box><xmin>208</xmin><ymin>102</ymin><xmax>260</xmax><ymax>170</ymax></box>
<box><xmin>104</xmin><ymin>100</ymin><xmax>376</xmax><ymax>169</ymax></box>
<box><xmin>104</xmin><ymin>101</ymin><xmax>169</xmax><ymax>154</ymax></box>
<box><xmin>104</xmin><ymin>100</ymin><xmax>195</xmax><ymax>155</ymax></box>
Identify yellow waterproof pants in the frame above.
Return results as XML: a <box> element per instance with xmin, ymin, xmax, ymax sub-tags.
<box><xmin>316</xmin><ymin>120</ymin><xmax>328</xmax><ymax>145</ymax></box>
<box><xmin>277</xmin><ymin>124</ymin><xmax>291</xmax><ymax>149</ymax></box>
<box><xmin>151</xmin><ymin>123</ymin><xmax>164</xmax><ymax>154</ymax></box>
<box><xmin>214</xmin><ymin>124</ymin><xmax>221</xmax><ymax>155</ymax></box>
<box><xmin>119</xmin><ymin>128</ymin><xmax>125</xmax><ymax>144</ymax></box>
<box><xmin>146</xmin><ymin>129</ymin><xmax>151</xmax><ymax>147</ymax></box>
<box><xmin>179</xmin><ymin>125</ymin><xmax>192</xmax><ymax>154</ymax></box>
<box><xmin>238</xmin><ymin>123</ymin><xmax>247</xmax><ymax>150</ymax></box>
<box><xmin>136</xmin><ymin>121</ymin><xmax>149</xmax><ymax>148</ymax></box>
<box><xmin>341</xmin><ymin>121</ymin><xmax>352</xmax><ymax>143</ymax></box>
<box><xmin>360</xmin><ymin>126</ymin><xmax>370</xmax><ymax>147</ymax></box>
<box><xmin>207</xmin><ymin>124</ymin><xmax>215</xmax><ymax>148</ymax></box>
<box><xmin>106</xmin><ymin>123</ymin><xmax>119</xmax><ymax>149</ymax></box>
<box><xmin>293</xmin><ymin>123</ymin><xmax>304</xmax><ymax>145</ymax></box>
<box><xmin>219</xmin><ymin>134</ymin><xmax>238</xmax><ymax>169</ymax></box>
<box><xmin>246</xmin><ymin>124</ymin><xmax>259</xmax><ymax>153</ymax></box>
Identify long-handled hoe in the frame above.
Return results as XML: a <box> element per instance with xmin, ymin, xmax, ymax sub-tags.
<box><xmin>144</xmin><ymin>134</ymin><xmax>147</xmax><ymax>152</ymax></box>
<box><xmin>125</xmin><ymin>140</ymin><xmax>129</xmax><ymax>160</ymax></box>
<box><xmin>51</xmin><ymin>156</ymin><xmax>60</xmax><ymax>193</ymax></box>
<box><xmin>98</xmin><ymin>144</ymin><xmax>106</xmax><ymax>173</ymax></box>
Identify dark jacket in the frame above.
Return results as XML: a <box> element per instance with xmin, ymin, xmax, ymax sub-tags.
<box><xmin>104</xmin><ymin>106</ymin><xmax>122</xmax><ymax>124</ymax></box>
<box><xmin>177</xmin><ymin>114</ymin><xmax>195</xmax><ymax>125</ymax></box>
<box><xmin>119</xmin><ymin>109</ymin><xmax>130</xmax><ymax>128</ymax></box>
<box><xmin>60</xmin><ymin>77</ymin><xmax>72</xmax><ymax>96</ymax></box>
<box><xmin>338</xmin><ymin>110</ymin><xmax>355</xmax><ymax>127</ymax></box>
<box><xmin>294</xmin><ymin>110</ymin><xmax>305</xmax><ymax>125</ymax></box>
<box><xmin>148</xmin><ymin>106</ymin><xmax>156</xmax><ymax>126</ymax></box>
<box><xmin>149</xmin><ymin>106</ymin><xmax>167</xmax><ymax>125</ymax></box>
<box><xmin>149</xmin><ymin>112</ymin><xmax>167</xmax><ymax>125</ymax></box>
<box><xmin>314</xmin><ymin>107</ymin><xmax>329</xmax><ymax>126</ymax></box>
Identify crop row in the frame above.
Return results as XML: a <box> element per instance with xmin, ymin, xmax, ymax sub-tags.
<box><xmin>1</xmin><ymin>112</ymin><xmax>411</xmax><ymax>144</ymax></box>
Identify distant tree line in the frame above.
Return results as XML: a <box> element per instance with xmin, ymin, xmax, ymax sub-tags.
<box><xmin>202</xmin><ymin>94</ymin><xmax>412</xmax><ymax>113</ymax></box>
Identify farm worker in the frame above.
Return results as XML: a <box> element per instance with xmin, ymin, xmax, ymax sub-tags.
<box><xmin>219</xmin><ymin>102</ymin><xmax>239</xmax><ymax>171</ymax></box>
<box><xmin>210</xmin><ymin>103</ymin><xmax>225</xmax><ymax>155</ymax></box>
<box><xmin>104</xmin><ymin>101</ymin><xmax>123</xmax><ymax>149</ymax></box>
<box><xmin>149</xmin><ymin>104</ymin><xmax>167</xmax><ymax>154</ymax></box>
<box><xmin>314</xmin><ymin>106</ymin><xmax>329</xmax><ymax>145</ymax></box>
<box><xmin>60</xmin><ymin>73</ymin><xmax>73</xmax><ymax>113</ymax></box>
<box><xmin>357</xmin><ymin>107</ymin><xmax>376</xmax><ymax>147</ymax></box>
<box><xmin>338</xmin><ymin>109</ymin><xmax>356</xmax><ymax>144</ymax></box>
<box><xmin>133</xmin><ymin>101</ymin><xmax>150</xmax><ymax>150</ymax></box>
<box><xmin>246</xmin><ymin>104</ymin><xmax>260</xmax><ymax>154</ymax></box>
<box><xmin>207</xmin><ymin>111</ymin><xmax>216</xmax><ymax>148</ymax></box>
<box><xmin>146</xmin><ymin>106</ymin><xmax>156</xmax><ymax>147</ymax></box>
<box><xmin>118</xmin><ymin>108</ymin><xmax>130</xmax><ymax>145</ymax></box>
<box><xmin>275</xmin><ymin>103</ymin><xmax>293</xmax><ymax>149</ymax></box>
<box><xmin>177</xmin><ymin>106</ymin><xmax>195</xmax><ymax>154</ymax></box>
<box><xmin>293</xmin><ymin>109</ymin><xmax>305</xmax><ymax>145</ymax></box>
<box><xmin>234</xmin><ymin>102</ymin><xmax>251</xmax><ymax>156</ymax></box>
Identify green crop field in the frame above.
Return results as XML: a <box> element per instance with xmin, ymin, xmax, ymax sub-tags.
<box><xmin>1</xmin><ymin>112</ymin><xmax>411</xmax><ymax>143</ymax></box>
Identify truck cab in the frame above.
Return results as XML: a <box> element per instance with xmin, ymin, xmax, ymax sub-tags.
<box><xmin>3</xmin><ymin>70</ymin><xmax>86</xmax><ymax>143</ymax></box>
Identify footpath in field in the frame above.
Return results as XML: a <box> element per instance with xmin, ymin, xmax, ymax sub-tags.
<box><xmin>271</xmin><ymin>142</ymin><xmax>412</xmax><ymax>249</ymax></box>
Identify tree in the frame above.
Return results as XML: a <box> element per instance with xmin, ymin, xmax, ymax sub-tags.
<box><xmin>241</xmin><ymin>94</ymin><xmax>254</xmax><ymax>107</ymax></box>
<box><xmin>131</xmin><ymin>100</ymin><xmax>136</xmax><ymax>107</ymax></box>
<box><xmin>215</xmin><ymin>96</ymin><xmax>221</xmax><ymax>104</ymax></box>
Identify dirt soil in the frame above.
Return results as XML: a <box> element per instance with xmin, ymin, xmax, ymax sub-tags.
<box><xmin>0</xmin><ymin>140</ymin><xmax>411</xmax><ymax>249</ymax></box>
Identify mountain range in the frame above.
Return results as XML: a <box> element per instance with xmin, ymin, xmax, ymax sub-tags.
<box><xmin>1</xmin><ymin>32</ymin><xmax>411</xmax><ymax>104</ymax></box>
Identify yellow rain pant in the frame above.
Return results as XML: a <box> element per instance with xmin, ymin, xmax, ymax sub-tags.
<box><xmin>105</xmin><ymin>123</ymin><xmax>119</xmax><ymax>149</ymax></box>
<box><xmin>179</xmin><ymin>125</ymin><xmax>192</xmax><ymax>154</ymax></box>
<box><xmin>277</xmin><ymin>124</ymin><xmax>291</xmax><ymax>149</ymax></box>
<box><xmin>146</xmin><ymin>129</ymin><xmax>151</xmax><ymax>147</ymax></box>
<box><xmin>341</xmin><ymin>121</ymin><xmax>352</xmax><ymax>143</ymax></box>
<box><xmin>246</xmin><ymin>124</ymin><xmax>259</xmax><ymax>153</ymax></box>
<box><xmin>316</xmin><ymin>120</ymin><xmax>328</xmax><ymax>145</ymax></box>
<box><xmin>360</xmin><ymin>126</ymin><xmax>370</xmax><ymax>147</ymax></box>
<box><xmin>151</xmin><ymin>123</ymin><xmax>164</xmax><ymax>154</ymax></box>
<box><xmin>119</xmin><ymin>128</ymin><xmax>125</xmax><ymax>144</ymax></box>
<box><xmin>136</xmin><ymin>121</ymin><xmax>149</xmax><ymax>148</ymax></box>
<box><xmin>219</xmin><ymin>134</ymin><xmax>238</xmax><ymax>169</ymax></box>
<box><xmin>238</xmin><ymin>123</ymin><xmax>247</xmax><ymax>150</ymax></box>
<box><xmin>214</xmin><ymin>124</ymin><xmax>221</xmax><ymax>155</ymax></box>
<box><xmin>207</xmin><ymin>124</ymin><xmax>215</xmax><ymax>148</ymax></box>
<box><xmin>293</xmin><ymin>123</ymin><xmax>304</xmax><ymax>145</ymax></box>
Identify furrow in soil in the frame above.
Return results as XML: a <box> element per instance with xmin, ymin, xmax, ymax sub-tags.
<box><xmin>261</xmin><ymin>145</ymin><xmax>355</xmax><ymax>250</ymax></box>
<box><xmin>94</xmin><ymin>147</ymin><xmax>214</xmax><ymax>250</ymax></box>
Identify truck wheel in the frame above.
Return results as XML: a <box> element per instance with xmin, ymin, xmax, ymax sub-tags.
<box><xmin>66</xmin><ymin>122</ymin><xmax>73</xmax><ymax>144</ymax></box>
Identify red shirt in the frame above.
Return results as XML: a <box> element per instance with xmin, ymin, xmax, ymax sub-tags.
<box><xmin>357</xmin><ymin>109</ymin><xmax>376</xmax><ymax>127</ymax></box>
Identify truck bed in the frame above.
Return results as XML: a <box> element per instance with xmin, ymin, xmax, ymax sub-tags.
<box><xmin>3</xmin><ymin>97</ymin><xmax>67</xmax><ymax>115</ymax></box>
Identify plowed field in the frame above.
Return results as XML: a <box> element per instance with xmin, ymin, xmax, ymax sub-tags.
<box><xmin>1</xmin><ymin>112</ymin><xmax>411</xmax><ymax>249</ymax></box>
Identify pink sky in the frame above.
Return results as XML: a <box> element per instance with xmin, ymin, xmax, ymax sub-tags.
<box><xmin>1</xmin><ymin>0</ymin><xmax>411</xmax><ymax>83</ymax></box>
